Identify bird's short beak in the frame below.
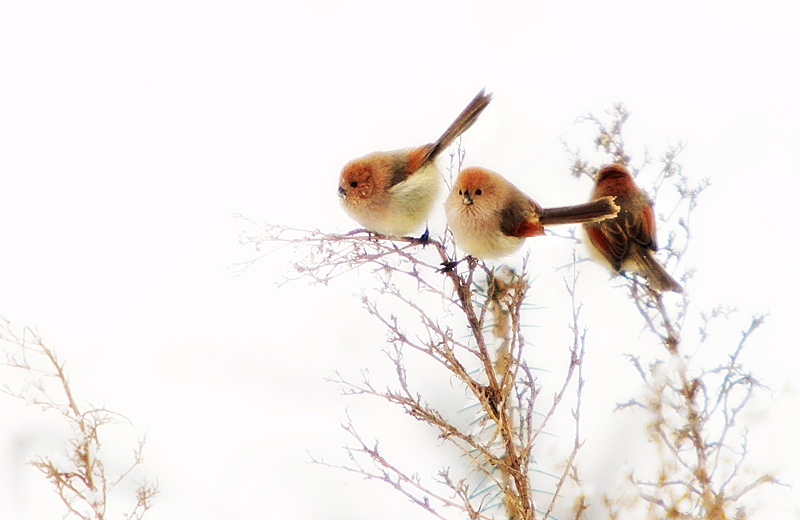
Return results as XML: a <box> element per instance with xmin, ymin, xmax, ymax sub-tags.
<box><xmin>338</xmin><ymin>186</ymin><xmax>347</xmax><ymax>198</ymax></box>
<box><xmin>462</xmin><ymin>191</ymin><xmax>473</xmax><ymax>206</ymax></box>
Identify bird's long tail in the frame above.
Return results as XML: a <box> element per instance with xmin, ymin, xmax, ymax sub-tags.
<box><xmin>538</xmin><ymin>196</ymin><xmax>620</xmax><ymax>227</ymax></box>
<box><xmin>628</xmin><ymin>246</ymin><xmax>683</xmax><ymax>293</ymax></box>
<box><xmin>424</xmin><ymin>89</ymin><xmax>493</xmax><ymax>162</ymax></box>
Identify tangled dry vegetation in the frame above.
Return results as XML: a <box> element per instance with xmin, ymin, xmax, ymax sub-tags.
<box><xmin>236</xmin><ymin>105</ymin><xmax>775</xmax><ymax>519</ymax></box>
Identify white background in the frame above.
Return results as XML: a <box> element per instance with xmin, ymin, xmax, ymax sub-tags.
<box><xmin>1</xmin><ymin>1</ymin><xmax>798</xmax><ymax>518</ymax></box>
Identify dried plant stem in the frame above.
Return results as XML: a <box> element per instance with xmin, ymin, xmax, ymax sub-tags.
<box><xmin>565</xmin><ymin>104</ymin><xmax>775</xmax><ymax>519</ymax></box>
<box><xmin>0</xmin><ymin>319</ymin><xmax>158</xmax><ymax>520</ymax></box>
<box><xmin>240</xmin><ymin>218</ymin><xmax>590</xmax><ymax>518</ymax></box>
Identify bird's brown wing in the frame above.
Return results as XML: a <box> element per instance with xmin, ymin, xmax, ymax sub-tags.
<box><xmin>392</xmin><ymin>90</ymin><xmax>493</xmax><ymax>183</ymax></box>
<box><xmin>587</xmin><ymin>219</ymin><xmax>628</xmax><ymax>272</ymax></box>
<box><xmin>625</xmin><ymin>199</ymin><xmax>658</xmax><ymax>251</ymax></box>
<box><xmin>398</xmin><ymin>144</ymin><xmax>437</xmax><ymax>183</ymax></box>
<box><xmin>500</xmin><ymin>194</ymin><xmax>545</xmax><ymax>238</ymax></box>
<box><xmin>388</xmin><ymin>152</ymin><xmax>414</xmax><ymax>188</ymax></box>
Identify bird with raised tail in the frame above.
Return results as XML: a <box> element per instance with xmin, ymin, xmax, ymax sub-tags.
<box><xmin>583</xmin><ymin>163</ymin><xmax>682</xmax><ymax>293</ymax></box>
<box><xmin>445</xmin><ymin>166</ymin><xmax>620</xmax><ymax>259</ymax></box>
<box><xmin>338</xmin><ymin>90</ymin><xmax>493</xmax><ymax>238</ymax></box>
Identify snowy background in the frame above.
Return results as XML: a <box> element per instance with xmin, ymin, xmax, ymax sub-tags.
<box><xmin>1</xmin><ymin>1</ymin><xmax>799</xmax><ymax>518</ymax></box>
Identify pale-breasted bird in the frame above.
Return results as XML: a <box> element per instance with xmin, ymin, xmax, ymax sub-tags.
<box><xmin>583</xmin><ymin>163</ymin><xmax>682</xmax><ymax>293</ymax></box>
<box><xmin>338</xmin><ymin>90</ymin><xmax>492</xmax><ymax>237</ymax></box>
<box><xmin>445</xmin><ymin>166</ymin><xmax>619</xmax><ymax>258</ymax></box>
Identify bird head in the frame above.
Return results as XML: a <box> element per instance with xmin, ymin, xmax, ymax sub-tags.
<box><xmin>450</xmin><ymin>167</ymin><xmax>499</xmax><ymax>209</ymax></box>
<box><xmin>338</xmin><ymin>158</ymin><xmax>378</xmax><ymax>204</ymax></box>
<box><xmin>595</xmin><ymin>163</ymin><xmax>632</xmax><ymax>184</ymax></box>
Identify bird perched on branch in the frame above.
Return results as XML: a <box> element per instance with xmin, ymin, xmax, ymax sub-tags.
<box><xmin>583</xmin><ymin>163</ymin><xmax>682</xmax><ymax>293</ymax></box>
<box><xmin>338</xmin><ymin>89</ymin><xmax>492</xmax><ymax>238</ymax></box>
<box><xmin>445</xmin><ymin>166</ymin><xmax>620</xmax><ymax>259</ymax></box>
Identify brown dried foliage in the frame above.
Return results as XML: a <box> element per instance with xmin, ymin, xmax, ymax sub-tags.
<box><xmin>1</xmin><ymin>319</ymin><xmax>158</xmax><ymax>520</ymax></box>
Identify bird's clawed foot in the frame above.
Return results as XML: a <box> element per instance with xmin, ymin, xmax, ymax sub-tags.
<box><xmin>438</xmin><ymin>256</ymin><xmax>466</xmax><ymax>273</ymax></box>
<box><xmin>416</xmin><ymin>227</ymin><xmax>430</xmax><ymax>247</ymax></box>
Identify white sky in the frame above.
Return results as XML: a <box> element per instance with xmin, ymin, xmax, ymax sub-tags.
<box><xmin>1</xmin><ymin>0</ymin><xmax>799</xmax><ymax>518</ymax></box>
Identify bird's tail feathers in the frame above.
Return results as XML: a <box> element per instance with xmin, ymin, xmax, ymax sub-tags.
<box><xmin>538</xmin><ymin>196</ymin><xmax>620</xmax><ymax>227</ymax></box>
<box><xmin>425</xmin><ymin>89</ymin><xmax>493</xmax><ymax>162</ymax></box>
<box><xmin>628</xmin><ymin>247</ymin><xmax>683</xmax><ymax>293</ymax></box>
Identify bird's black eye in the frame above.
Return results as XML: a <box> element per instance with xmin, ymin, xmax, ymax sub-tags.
<box><xmin>458</xmin><ymin>189</ymin><xmax>462</xmax><ymax>195</ymax></box>
<box><xmin>350</xmin><ymin>181</ymin><xmax>358</xmax><ymax>188</ymax></box>
<box><xmin>475</xmin><ymin>189</ymin><xmax>482</xmax><ymax>195</ymax></box>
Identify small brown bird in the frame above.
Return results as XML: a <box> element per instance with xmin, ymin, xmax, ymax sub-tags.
<box><xmin>338</xmin><ymin>90</ymin><xmax>493</xmax><ymax>237</ymax></box>
<box><xmin>584</xmin><ymin>163</ymin><xmax>682</xmax><ymax>293</ymax></box>
<box><xmin>445</xmin><ymin>166</ymin><xmax>619</xmax><ymax>259</ymax></box>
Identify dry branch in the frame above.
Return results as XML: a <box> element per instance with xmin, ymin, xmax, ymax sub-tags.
<box><xmin>0</xmin><ymin>319</ymin><xmax>158</xmax><ymax>520</ymax></box>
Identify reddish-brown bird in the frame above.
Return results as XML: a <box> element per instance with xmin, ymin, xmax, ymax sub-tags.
<box><xmin>445</xmin><ymin>166</ymin><xmax>619</xmax><ymax>258</ymax></box>
<box><xmin>338</xmin><ymin>90</ymin><xmax>492</xmax><ymax>237</ymax></box>
<box><xmin>584</xmin><ymin>163</ymin><xmax>682</xmax><ymax>293</ymax></box>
